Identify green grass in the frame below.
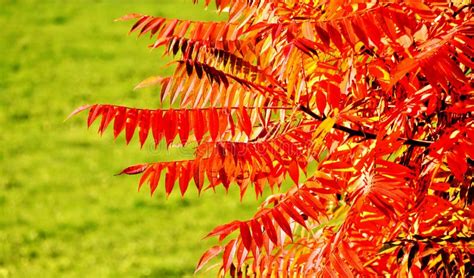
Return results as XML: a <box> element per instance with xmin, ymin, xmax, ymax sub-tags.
<box><xmin>0</xmin><ymin>1</ymin><xmax>259</xmax><ymax>277</ymax></box>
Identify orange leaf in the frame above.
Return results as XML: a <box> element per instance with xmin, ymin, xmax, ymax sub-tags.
<box><xmin>66</xmin><ymin>104</ymin><xmax>92</xmax><ymax>121</ymax></box>
<box><xmin>115</xmin><ymin>13</ymin><xmax>143</xmax><ymax>22</ymax></box>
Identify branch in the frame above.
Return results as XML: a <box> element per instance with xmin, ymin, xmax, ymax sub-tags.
<box><xmin>298</xmin><ymin>105</ymin><xmax>433</xmax><ymax>147</ymax></box>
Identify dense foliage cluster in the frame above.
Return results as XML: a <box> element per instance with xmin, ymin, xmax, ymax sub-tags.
<box><xmin>73</xmin><ymin>0</ymin><xmax>473</xmax><ymax>276</ymax></box>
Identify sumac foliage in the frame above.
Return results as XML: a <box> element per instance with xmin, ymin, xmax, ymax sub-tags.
<box><xmin>73</xmin><ymin>0</ymin><xmax>474</xmax><ymax>276</ymax></box>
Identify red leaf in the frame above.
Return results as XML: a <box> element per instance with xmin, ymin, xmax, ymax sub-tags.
<box><xmin>292</xmin><ymin>195</ymin><xmax>319</xmax><ymax>220</ymax></box>
<box><xmin>118</xmin><ymin>164</ymin><xmax>149</xmax><ymax>175</ymax></box>
<box><xmin>178</xmin><ymin>161</ymin><xmax>192</xmax><ymax>196</ymax></box>
<box><xmin>140</xmin><ymin>17</ymin><xmax>165</xmax><ymax>37</ymax></box>
<box><xmin>240</xmin><ymin>108</ymin><xmax>252</xmax><ymax>137</ymax></box>
<box><xmin>369</xmin><ymin>195</ymin><xmax>395</xmax><ymax>218</ymax></box>
<box><xmin>223</xmin><ymin>239</ymin><xmax>237</xmax><ymax>273</ymax></box>
<box><xmin>206</xmin><ymin>221</ymin><xmax>240</xmax><ymax>240</ymax></box>
<box><xmin>113</xmin><ymin>107</ymin><xmax>127</xmax><ymax>139</ymax></box>
<box><xmin>250</xmin><ymin>219</ymin><xmax>263</xmax><ymax>248</ymax></box>
<box><xmin>87</xmin><ymin>104</ymin><xmax>102</xmax><ymax>127</ymax></box>
<box><xmin>150</xmin><ymin>18</ymin><xmax>167</xmax><ymax>36</ymax></box>
<box><xmin>261</xmin><ymin>213</ymin><xmax>278</xmax><ymax>245</ymax></box>
<box><xmin>326</xmin><ymin>81</ymin><xmax>341</xmax><ymax>109</ymax></box>
<box><xmin>149</xmin><ymin>164</ymin><xmax>162</xmax><ymax>196</ymax></box>
<box><xmin>178</xmin><ymin>110</ymin><xmax>190</xmax><ymax>145</ymax></box>
<box><xmin>326</xmin><ymin>23</ymin><xmax>344</xmax><ymax>51</ymax></box>
<box><xmin>209</xmin><ymin>108</ymin><xmax>219</xmax><ymax>141</ymax></box>
<box><xmin>165</xmin><ymin>162</ymin><xmax>177</xmax><ymax>196</ymax></box>
<box><xmin>339</xmin><ymin>19</ymin><xmax>356</xmax><ymax>46</ymax></box>
<box><xmin>272</xmin><ymin>208</ymin><xmax>293</xmax><ymax>240</ymax></box>
<box><xmin>362</xmin><ymin>13</ymin><xmax>383</xmax><ymax>49</ymax></box>
<box><xmin>235</xmin><ymin>241</ymin><xmax>248</xmax><ymax>269</ymax></box>
<box><xmin>193</xmin><ymin>110</ymin><xmax>206</xmax><ymax>143</ymax></box>
<box><xmin>300</xmin><ymin>190</ymin><xmax>325</xmax><ymax>212</ymax></box>
<box><xmin>281</xmin><ymin>201</ymin><xmax>307</xmax><ymax>228</ymax></box>
<box><xmin>446</xmin><ymin>151</ymin><xmax>467</xmax><ymax>181</ymax></box>
<box><xmin>315</xmin><ymin>24</ymin><xmax>330</xmax><ymax>49</ymax></box>
<box><xmin>330</xmin><ymin>253</ymin><xmax>353</xmax><ymax>277</ymax></box>
<box><xmin>193</xmin><ymin>162</ymin><xmax>205</xmax><ymax>193</ymax></box>
<box><xmin>316</xmin><ymin>91</ymin><xmax>326</xmax><ymax>115</ymax></box>
<box><xmin>340</xmin><ymin>241</ymin><xmax>365</xmax><ymax>271</ymax></box>
<box><xmin>125</xmin><ymin>109</ymin><xmax>138</xmax><ymax>144</ymax></box>
<box><xmin>138</xmin><ymin>110</ymin><xmax>151</xmax><ymax>147</ymax></box>
<box><xmin>98</xmin><ymin>106</ymin><xmax>116</xmax><ymax>135</ymax></box>
<box><xmin>164</xmin><ymin>110</ymin><xmax>177</xmax><ymax>147</ymax></box>
<box><xmin>129</xmin><ymin>16</ymin><xmax>150</xmax><ymax>34</ymax></box>
<box><xmin>288</xmin><ymin>159</ymin><xmax>299</xmax><ymax>184</ymax></box>
<box><xmin>239</xmin><ymin>222</ymin><xmax>252</xmax><ymax>251</ymax></box>
<box><xmin>351</xmin><ymin>18</ymin><xmax>369</xmax><ymax>46</ymax></box>
<box><xmin>139</xmin><ymin>166</ymin><xmax>154</xmax><ymax>190</ymax></box>
<box><xmin>159</xmin><ymin>18</ymin><xmax>179</xmax><ymax>38</ymax></box>
<box><xmin>430</xmin><ymin>182</ymin><xmax>450</xmax><ymax>191</ymax></box>
<box><xmin>294</xmin><ymin>38</ymin><xmax>318</xmax><ymax>57</ymax></box>
<box><xmin>195</xmin><ymin>246</ymin><xmax>223</xmax><ymax>273</ymax></box>
<box><xmin>151</xmin><ymin>110</ymin><xmax>163</xmax><ymax>147</ymax></box>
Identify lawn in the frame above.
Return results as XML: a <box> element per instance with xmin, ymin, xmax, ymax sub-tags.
<box><xmin>0</xmin><ymin>1</ymin><xmax>258</xmax><ymax>277</ymax></box>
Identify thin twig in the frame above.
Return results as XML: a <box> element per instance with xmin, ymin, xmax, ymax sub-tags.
<box><xmin>299</xmin><ymin>105</ymin><xmax>433</xmax><ymax>147</ymax></box>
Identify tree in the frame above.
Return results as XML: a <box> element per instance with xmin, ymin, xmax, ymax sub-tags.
<box><xmin>71</xmin><ymin>0</ymin><xmax>474</xmax><ymax>276</ymax></box>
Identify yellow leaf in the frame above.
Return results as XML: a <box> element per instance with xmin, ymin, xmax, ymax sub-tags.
<box><xmin>312</xmin><ymin>116</ymin><xmax>335</xmax><ymax>152</ymax></box>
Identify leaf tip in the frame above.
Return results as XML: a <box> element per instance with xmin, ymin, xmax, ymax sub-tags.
<box><xmin>65</xmin><ymin>104</ymin><xmax>92</xmax><ymax>122</ymax></box>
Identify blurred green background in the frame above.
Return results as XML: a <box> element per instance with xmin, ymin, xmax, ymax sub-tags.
<box><xmin>0</xmin><ymin>1</ymin><xmax>257</xmax><ymax>277</ymax></box>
